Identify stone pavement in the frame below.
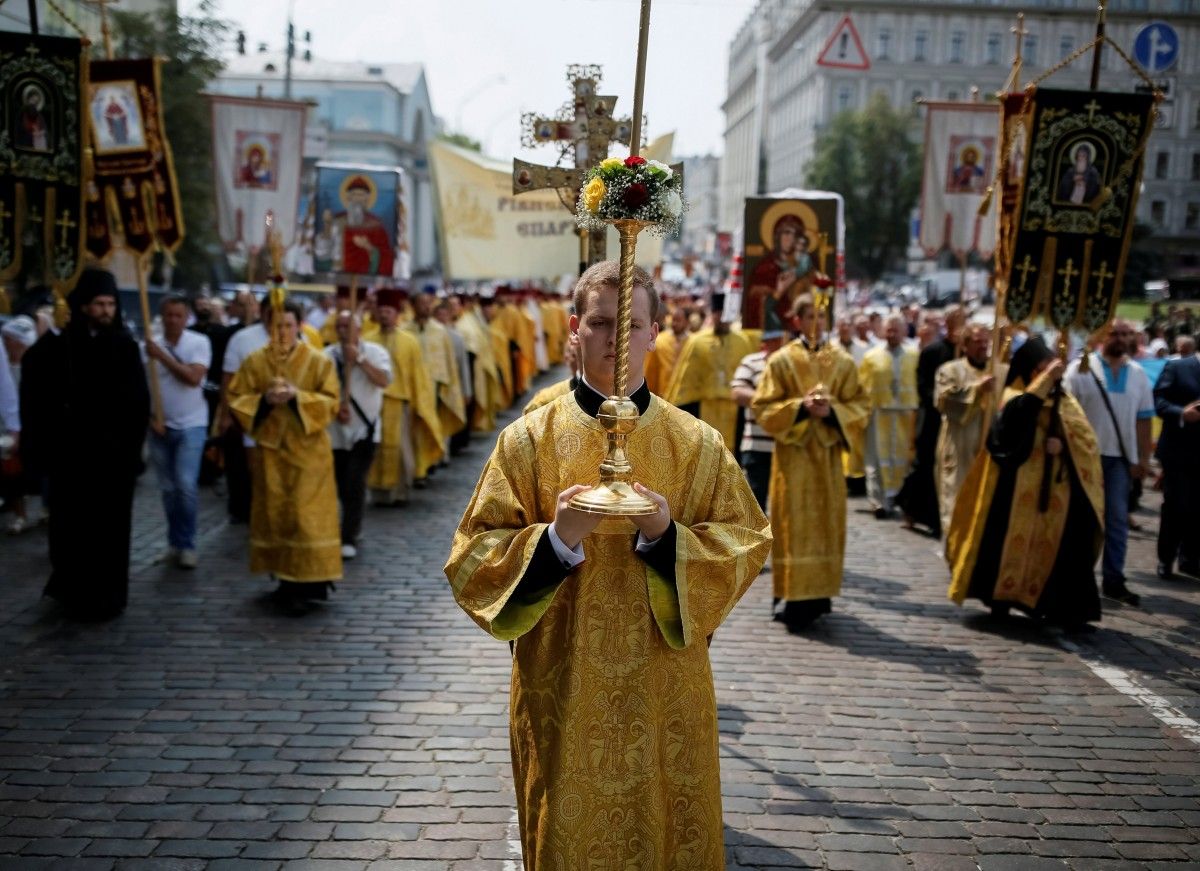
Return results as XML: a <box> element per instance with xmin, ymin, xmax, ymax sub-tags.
<box><xmin>1</xmin><ymin>365</ymin><xmax>1199</xmax><ymax>871</ymax></box>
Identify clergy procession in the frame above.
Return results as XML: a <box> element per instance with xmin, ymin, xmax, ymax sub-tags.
<box><xmin>3</xmin><ymin>0</ymin><xmax>1200</xmax><ymax>869</ymax></box>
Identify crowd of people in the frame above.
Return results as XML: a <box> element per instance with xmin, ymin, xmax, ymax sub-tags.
<box><xmin>0</xmin><ymin>268</ymin><xmax>571</xmax><ymax>618</ymax></box>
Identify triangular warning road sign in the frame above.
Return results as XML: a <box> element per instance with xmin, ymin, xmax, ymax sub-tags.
<box><xmin>817</xmin><ymin>15</ymin><xmax>870</xmax><ymax>71</ymax></box>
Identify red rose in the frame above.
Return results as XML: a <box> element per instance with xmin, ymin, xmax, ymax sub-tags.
<box><xmin>624</xmin><ymin>156</ymin><xmax>647</xmax><ymax>167</ymax></box>
<box><xmin>813</xmin><ymin>274</ymin><xmax>834</xmax><ymax>289</ymax></box>
<box><xmin>622</xmin><ymin>182</ymin><xmax>650</xmax><ymax>208</ymax></box>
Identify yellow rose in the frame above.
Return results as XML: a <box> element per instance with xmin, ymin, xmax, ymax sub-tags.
<box><xmin>583</xmin><ymin>176</ymin><xmax>606</xmax><ymax>212</ymax></box>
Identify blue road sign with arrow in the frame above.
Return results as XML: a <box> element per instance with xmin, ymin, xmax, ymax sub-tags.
<box><xmin>1133</xmin><ymin>21</ymin><xmax>1180</xmax><ymax>74</ymax></box>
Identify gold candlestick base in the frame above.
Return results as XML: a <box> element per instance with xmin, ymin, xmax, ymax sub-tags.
<box><xmin>569</xmin><ymin>397</ymin><xmax>658</xmax><ymax>517</ymax></box>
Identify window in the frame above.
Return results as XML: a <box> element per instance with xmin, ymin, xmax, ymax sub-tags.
<box><xmin>1024</xmin><ymin>35</ymin><xmax>1038</xmax><ymax>66</ymax></box>
<box><xmin>878</xmin><ymin>28</ymin><xmax>892</xmax><ymax>60</ymax></box>
<box><xmin>837</xmin><ymin>86</ymin><xmax>853</xmax><ymax>112</ymax></box>
<box><xmin>1156</xmin><ymin>152</ymin><xmax>1170</xmax><ymax>179</ymax></box>
<box><xmin>947</xmin><ymin>90</ymin><xmax>960</xmax><ymax>101</ymax></box>
<box><xmin>1059</xmin><ymin>35</ymin><xmax>1074</xmax><ymax>57</ymax></box>
<box><xmin>1187</xmin><ymin>203</ymin><xmax>1200</xmax><ymax>231</ymax></box>
<box><xmin>1192</xmin><ymin>153</ymin><xmax>1200</xmax><ymax>181</ymax></box>
<box><xmin>986</xmin><ymin>33</ymin><xmax>1001</xmax><ymax>65</ymax></box>
<box><xmin>950</xmin><ymin>31</ymin><xmax>965</xmax><ymax>63</ymax></box>
<box><xmin>915</xmin><ymin>31</ymin><xmax>928</xmax><ymax>62</ymax></box>
<box><xmin>1151</xmin><ymin>200</ymin><xmax>1166</xmax><ymax>225</ymax></box>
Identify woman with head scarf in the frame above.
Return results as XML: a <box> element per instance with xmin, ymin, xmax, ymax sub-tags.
<box><xmin>945</xmin><ymin>337</ymin><xmax>1105</xmax><ymax>631</ymax></box>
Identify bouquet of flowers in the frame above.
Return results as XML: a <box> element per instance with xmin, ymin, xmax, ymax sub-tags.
<box><xmin>576</xmin><ymin>155</ymin><xmax>685</xmax><ymax>236</ymax></box>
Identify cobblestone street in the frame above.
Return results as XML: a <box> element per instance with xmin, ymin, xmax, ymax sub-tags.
<box><xmin>2</xmin><ymin>367</ymin><xmax>1199</xmax><ymax>870</ymax></box>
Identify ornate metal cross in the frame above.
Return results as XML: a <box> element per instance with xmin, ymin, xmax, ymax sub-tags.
<box><xmin>511</xmin><ymin>65</ymin><xmax>637</xmax><ymax>267</ymax></box>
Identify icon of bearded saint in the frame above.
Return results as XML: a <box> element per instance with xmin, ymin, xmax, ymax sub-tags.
<box><xmin>334</xmin><ymin>175</ymin><xmax>393</xmax><ymax>276</ymax></box>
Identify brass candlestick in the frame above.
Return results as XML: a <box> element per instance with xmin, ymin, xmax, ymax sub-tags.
<box><xmin>569</xmin><ymin>217</ymin><xmax>657</xmax><ymax>517</ymax></box>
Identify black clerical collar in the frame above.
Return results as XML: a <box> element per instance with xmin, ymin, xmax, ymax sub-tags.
<box><xmin>574</xmin><ymin>376</ymin><xmax>651</xmax><ymax>418</ymax></box>
<box><xmin>967</xmin><ymin>356</ymin><xmax>987</xmax><ymax>370</ymax></box>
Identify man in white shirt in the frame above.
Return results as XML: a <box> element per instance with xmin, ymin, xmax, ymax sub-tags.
<box><xmin>325</xmin><ymin>312</ymin><xmax>392</xmax><ymax>560</ymax></box>
<box><xmin>144</xmin><ymin>295</ymin><xmax>212</xmax><ymax>568</ymax></box>
<box><xmin>1064</xmin><ymin>319</ymin><xmax>1153</xmax><ymax>606</ymax></box>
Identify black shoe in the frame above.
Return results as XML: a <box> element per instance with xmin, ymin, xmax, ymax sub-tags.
<box><xmin>990</xmin><ymin>603</ymin><xmax>1012</xmax><ymax>619</ymax></box>
<box><xmin>874</xmin><ymin>507</ymin><xmax>889</xmax><ymax>520</ymax></box>
<box><xmin>1178</xmin><ymin>560</ymin><xmax>1200</xmax><ymax>579</ymax></box>
<box><xmin>1103</xmin><ymin>584</ymin><xmax>1141</xmax><ymax>606</ymax></box>
<box><xmin>1157</xmin><ymin>562</ymin><xmax>1175</xmax><ymax>580</ymax></box>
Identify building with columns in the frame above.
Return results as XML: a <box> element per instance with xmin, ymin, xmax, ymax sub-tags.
<box><xmin>722</xmin><ymin>0</ymin><xmax>1200</xmax><ymax>290</ymax></box>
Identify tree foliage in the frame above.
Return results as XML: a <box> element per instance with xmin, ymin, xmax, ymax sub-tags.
<box><xmin>439</xmin><ymin>131</ymin><xmax>483</xmax><ymax>153</ymax></box>
<box><xmin>805</xmin><ymin>92</ymin><xmax>921</xmax><ymax>280</ymax></box>
<box><xmin>109</xmin><ymin>1</ymin><xmax>229</xmax><ymax>289</ymax></box>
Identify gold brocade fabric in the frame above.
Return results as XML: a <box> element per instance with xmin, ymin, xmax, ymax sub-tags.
<box><xmin>455</xmin><ymin>309</ymin><xmax>505</xmax><ymax>431</ymax></box>
<box><xmin>664</xmin><ymin>329</ymin><xmax>753</xmax><ymax>449</ymax></box>
<box><xmin>227</xmin><ymin>342</ymin><xmax>342</xmax><ymax>582</ymax></box>
<box><xmin>645</xmin><ymin>329</ymin><xmax>687</xmax><ymax>396</ymax></box>
<box><xmin>858</xmin><ymin>344</ymin><xmax>919</xmax><ymax>495</ymax></box>
<box><xmin>496</xmin><ymin>304</ymin><xmax>535</xmax><ymax>394</ymax></box>
<box><xmin>523</xmin><ymin>378</ymin><xmax>573</xmax><ymax>415</ymax></box>
<box><xmin>540</xmin><ymin>301</ymin><xmax>568</xmax><ymax>366</ymax></box>
<box><xmin>946</xmin><ymin>383</ymin><xmax>1104</xmax><ymax>610</ymax></box>
<box><xmin>934</xmin><ymin>359</ymin><xmax>1009</xmax><ymax>534</ymax></box>
<box><xmin>752</xmin><ymin>341</ymin><xmax>869</xmax><ymax>601</ymax></box>
<box><xmin>489</xmin><ymin>323</ymin><xmax>514</xmax><ymax>408</ymax></box>
<box><xmin>444</xmin><ymin>395</ymin><xmax>771</xmax><ymax>871</ymax></box>
<box><xmin>403</xmin><ymin>320</ymin><xmax>467</xmax><ymax>455</ymax></box>
<box><xmin>368</xmin><ymin>329</ymin><xmax>442</xmax><ymax>485</ymax></box>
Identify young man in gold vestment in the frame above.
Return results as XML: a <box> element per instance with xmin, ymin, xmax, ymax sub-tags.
<box><xmin>227</xmin><ymin>300</ymin><xmax>342</xmax><ymax>605</ymax></box>
<box><xmin>445</xmin><ymin>261</ymin><xmax>771</xmax><ymax>871</ymax></box>
<box><xmin>367</xmin><ymin>288</ymin><xmax>441</xmax><ymax>504</ymax></box>
<box><xmin>752</xmin><ymin>295</ymin><xmax>869</xmax><ymax>630</ymax></box>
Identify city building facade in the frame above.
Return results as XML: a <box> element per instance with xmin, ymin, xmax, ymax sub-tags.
<box><xmin>722</xmin><ymin>0</ymin><xmax>1200</xmax><ymax>290</ymax></box>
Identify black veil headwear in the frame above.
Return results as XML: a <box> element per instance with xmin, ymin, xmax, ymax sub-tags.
<box><xmin>1006</xmin><ymin>335</ymin><xmax>1054</xmax><ymax>387</ymax></box>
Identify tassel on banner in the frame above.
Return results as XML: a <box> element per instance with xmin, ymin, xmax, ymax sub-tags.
<box><xmin>1079</xmin><ymin>347</ymin><xmax>1091</xmax><ymax>373</ymax></box>
<box><xmin>0</xmin><ymin>288</ymin><xmax>10</xmax><ymax>315</ymax></box>
<box><xmin>978</xmin><ymin>185</ymin><xmax>994</xmax><ymax>217</ymax></box>
<box><xmin>53</xmin><ymin>290</ymin><xmax>69</xmax><ymax>328</ymax></box>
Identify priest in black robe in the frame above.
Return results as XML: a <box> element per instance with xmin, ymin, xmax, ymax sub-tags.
<box><xmin>946</xmin><ymin>338</ymin><xmax>1104</xmax><ymax>631</ymax></box>
<box><xmin>20</xmin><ymin>269</ymin><xmax>149</xmax><ymax>620</ymax></box>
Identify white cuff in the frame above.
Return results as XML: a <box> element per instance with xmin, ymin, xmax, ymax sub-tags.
<box><xmin>635</xmin><ymin>531</ymin><xmax>661</xmax><ymax>553</ymax></box>
<box><xmin>547</xmin><ymin>523</ymin><xmax>586</xmax><ymax>569</ymax></box>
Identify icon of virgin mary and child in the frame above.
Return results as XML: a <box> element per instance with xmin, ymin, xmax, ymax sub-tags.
<box><xmin>746</xmin><ymin>214</ymin><xmax>818</xmax><ymax>335</ymax></box>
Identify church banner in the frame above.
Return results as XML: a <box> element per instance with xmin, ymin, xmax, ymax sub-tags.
<box><xmin>429</xmin><ymin>135</ymin><xmax>671</xmax><ymax>281</ymax></box>
<box><xmin>312</xmin><ymin>163</ymin><xmax>406</xmax><ymax>278</ymax></box>
<box><xmin>1004</xmin><ymin>88</ymin><xmax>1155</xmax><ymax>332</ymax></box>
<box><xmin>0</xmin><ymin>32</ymin><xmax>89</xmax><ymax>293</ymax></box>
<box><xmin>209</xmin><ymin>94</ymin><xmax>306</xmax><ymax>252</ymax></box>
<box><xmin>86</xmin><ymin>58</ymin><xmax>184</xmax><ymax>259</ymax></box>
<box><xmin>918</xmin><ymin>102</ymin><xmax>999</xmax><ymax>259</ymax></box>
<box><xmin>741</xmin><ymin>191</ymin><xmax>843</xmax><ymax>333</ymax></box>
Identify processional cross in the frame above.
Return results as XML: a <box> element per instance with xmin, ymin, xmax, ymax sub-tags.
<box><xmin>511</xmin><ymin>65</ymin><xmax>638</xmax><ymax>269</ymax></box>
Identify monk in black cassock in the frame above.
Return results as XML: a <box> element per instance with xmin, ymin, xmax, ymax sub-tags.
<box><xmin>946</xmin><ymin>338</ymin><xmax>1104</xmax><ymax>632</ymax></box>
<box><xmin>20</xmin><ymin>269</ymin><xmax>149</xmax><ymax>620</ymax></box>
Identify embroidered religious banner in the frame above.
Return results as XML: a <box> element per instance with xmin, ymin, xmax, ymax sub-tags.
<box><xmin>0</xmin><ymin>32</ymin><xmax>88</xmax><ymax>293</ymax></box>
<box><xmin>742</xmin><ymin>190</ymin><xmax>843</xmax><ymax>333</ymax></box>
<box><xmin>209</xmin><ymin>94</ymin><xmax>306</xmax><ymax>253</ymax></box>
<box><xmin>312</xmin><ymin>163</ymin><xmax>405</xmax><ymax>278</ymax></box>
<box><xmin>918</xmin><ymin>102</ymin><xmax>1000</xmax><ymax>259</ymax></box>
<box><xmin>992</xmin><ymin>92</ymin><xmax>1032</xmax><ymax>318</ymax></box>
<box><xmin>1005</xmin><ymin>88</ymin><xmax>1155</xmax><ymax>332</ymax></box>
<box><xmin>85</xmin><ymin>58</ymin><xmax>184</xmax><ymax>259</ymax></box>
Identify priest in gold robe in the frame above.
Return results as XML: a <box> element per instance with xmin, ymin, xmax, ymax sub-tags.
<box><xmin>480</xmin><ymin>296</ymin><xmax>515</xmax><ymax>409</ymax></box>
<box><xmin>404</xmin><ymin>291</ymin><xmax>466</xmax><ymax>466</ymax></box>
<box><xmin>454</xmin><ymin>295</ymin><xmax>505</xmax><ymax>432</ymax></box>
<box><xmin>367</xmin><ymin>288</ymin><xmax>442</xmax><ymax>504</ymax></box>
<box><xmin>753</xmin><ymin>294</ymin><xmax>869</xmax><ymax>629</ymax></box>
<box><xmin>445</xmin><ymin>260</ymin><xmax>771</xmax><ymax>871</ymax></box>
<box><xmin>645</xmin><ymin>305</ymin><xmax>690</xmax><ymax>395</ymax></box>
<box><xmin>227</xmin><ymin>299</ymin><xmax>342</xmax><ymax>603</ymax></box>
<box><xmin>935</xmin><ymin>322</ymin><xmax>1006</xmax><ymax>535</ymax></box>
<box><xmin>858</xmin><ymin>314</ymin><xmax>919</xmax><ymax>518</ymax></box>
<box><xmin>946</xmin><ymin>338</ymin><xmax>1104</xmax><ymax>630</ymax></box>
<box><xmin>664</xmin><ymin>318</ymin><xmax>753</xmax><ymax>451</ymax></box>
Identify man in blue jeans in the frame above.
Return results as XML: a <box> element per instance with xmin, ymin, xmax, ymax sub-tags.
<box><xmin>144</xmin><ymin>295</ymin><xmax>212</xmax><ymax>569</ymax></box>
<box><xmin>1064</xmin><ymin>319</ymin><xmax>1154</xmax><ymax>606</ymax></box>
